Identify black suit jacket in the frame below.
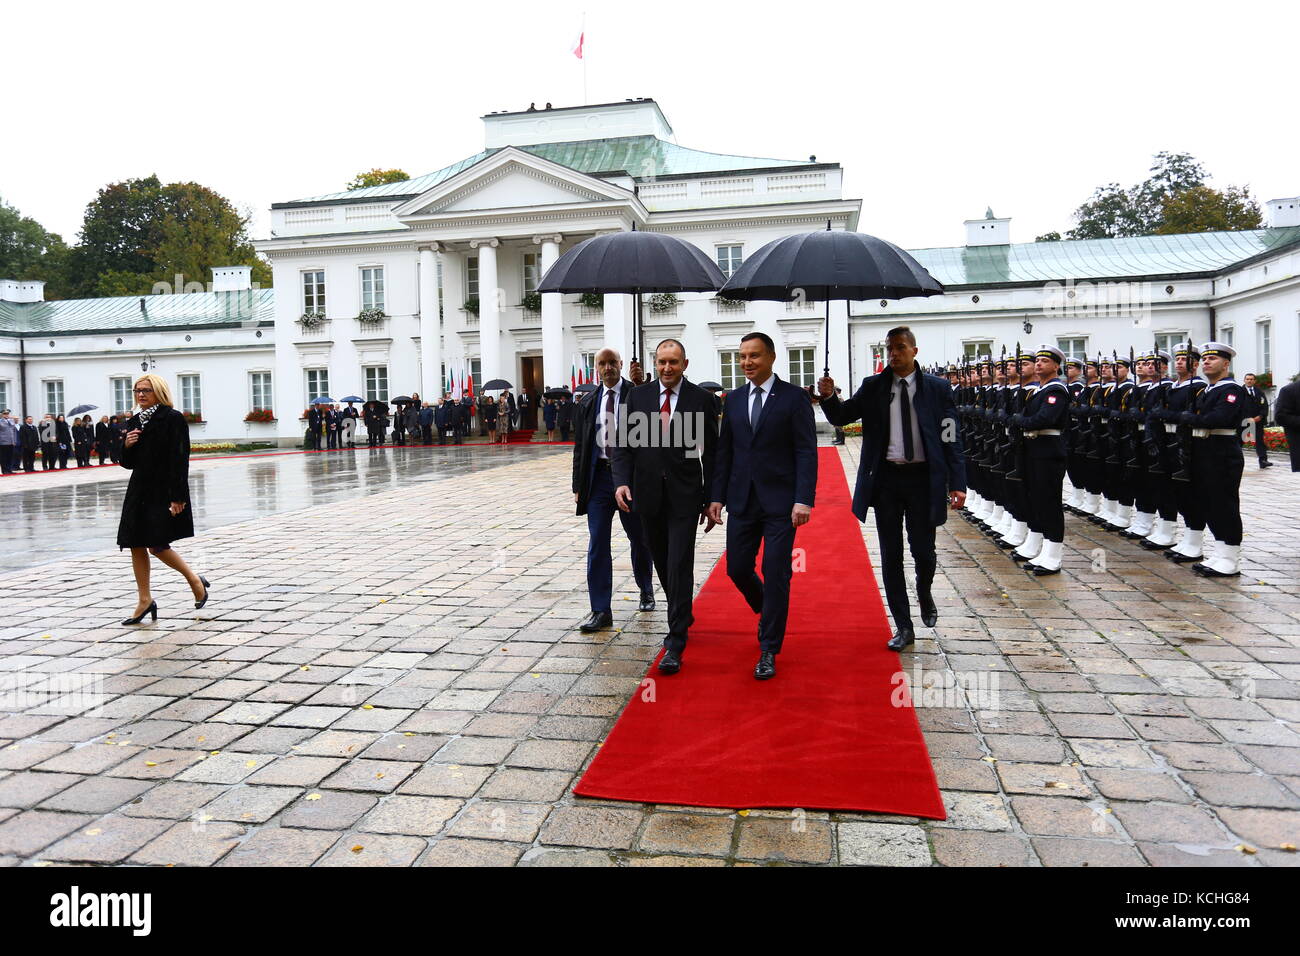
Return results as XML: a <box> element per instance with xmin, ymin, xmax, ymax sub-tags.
<box><xmin>18</xmin><ymin>423</ymin><xmax>38</xmax><ymax>451</ymax></box>
<box><xmin>612</xmin><ymin>377</ymin><xmax>718</xmax><ymax>518</ymax></box>
<box><xmin>713</xmin><ymin>375</ymin><xmax>817</xmax><ymax>514</ymax></box>
<box><xmin>821</xmin><ymin>369</ymin><xmax>966</xmax><ymax>526</ymax></box>
<box><xmin>572</xmin><ymin>378</ymin><xmax>635</xmax><ymax>515</ymax></box>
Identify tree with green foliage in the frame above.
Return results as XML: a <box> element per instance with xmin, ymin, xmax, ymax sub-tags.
<box><xmin>0</xmin><ymin>195</ymin><xmax>71</xmax><ymax>297</ymax></box>
<box><xmin>1156</xmin><ymin>185</ymin><xmax>1262</xmax><ymax>235</ymax></box>
<box><xmin>347</xmin><ymin>168</ymin><xmax>411</xmax><ymax>191</ymax></box>
<box><xmin>1064</xmin><ymin>152</ymin><xmax>1259</xmax><ymax>240</ymax></box>
<box><xmin>64</xmin><ymin>175</ymin><xmax>270</xmax><ymax>297</ymax></box>
<box><xmin>1034</xmin><ymin>231</ymin><xmax>1062</xmax><ymax>242</ymax></box>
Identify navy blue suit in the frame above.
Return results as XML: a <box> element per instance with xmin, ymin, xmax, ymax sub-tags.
<box><xmin>572</xmin><ymin>380</ymin><xmax>653</xmax><ymax>615</ymax></box>
<box><xmin>713</xmin><ymin>376</ymin><xmax>818</xmax><ymax>653</ymax></box>
<box><xmin>821</xmin><ymin>368</ymin><xmax>966</xmax><ymax>630</ymax></box>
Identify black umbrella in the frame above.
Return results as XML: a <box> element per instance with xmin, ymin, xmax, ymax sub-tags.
<box><xmin>697</xmin><ymin>381</ymin><xmax>724</xmax><ymax>391</ymax></box>
<box><xmin>575</xmin><ymin>383</ymin><xmax>599</xmax><ymax>394</ymax></box>
<box><xmin>482</xmin><ymin>379</ymin><xmax>512</xmax><ymax>391</ymax></box>
<box><xmin>68</xmin><ymin>404</ymin><xmax>98</xmax><ymax>415</ymax></box>
<box><xmin>537</xmin><ymin>225</ymin><xmax>726</xmax><ymax>365</ymax></box>
<box><xmin>390</xmin><ymin>396</ymin><xmax>413</xmax><ymax>404</ymax></box>
<box><xmin>719</xmin><ymin>222</ymin><xmax>943</xmax><ymax>376</ymax></box>
<box><xmin>543</xmin><ymin>388</ymin><xmax>571</xmax><ymax>400</ymax></box>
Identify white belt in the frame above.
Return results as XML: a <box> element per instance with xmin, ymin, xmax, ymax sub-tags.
<box><xmin>1024</xmin><ymin>429</ymin><xmax>1062</xmax><ymax>438</ymax></box>
<box><xmin>1191</xmin><ymin>428</ymin><xmax>1235</xmax><ymax>438</ymax></box>
<box><xmin>1164</xmin><ymin>424</ymin><xmax>1178</xmax><ymax>434</ymax></box>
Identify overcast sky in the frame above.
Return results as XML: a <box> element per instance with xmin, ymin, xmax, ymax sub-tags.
<box><xmin>5</xmin><ymin>0</ymin><xmax>1297</xmax><ymax>253</ymax></box>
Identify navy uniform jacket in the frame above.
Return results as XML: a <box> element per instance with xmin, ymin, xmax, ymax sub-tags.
<box><xmin>1012</xmin><ymin>378</ymin><xmax>1070</xmax><ymax>458</ymax></box>
<box><xmin>713</xmin><ymin>375</ymin><xmax>818</xmax><ymax>515</ymax></box>
<box><xmin>820</xmin><ymin>368</ymin><xmax>967</xmax><ymax>527</ymax></box>
<box><xmin>1181</xmin><ymin>377</ymin><xmax>1250</xmax><ymax>441</ymax></box>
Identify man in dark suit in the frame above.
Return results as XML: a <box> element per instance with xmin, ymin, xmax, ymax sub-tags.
<box><xmin>1275</xmin><ymin>376</ymin><xmax>1300</xmax><ymax>472</ymax></box>
<box><xmin>19</xmin><ymin>415</ymin><xmax>39</xmax><ymax>471</ymax></box>
<box><xmin>614</xmin><ymin>339</ymin><xmax>720</xmax><ymax>673</ymax></box>
<box><xmin>1242</xmin><ymin>373</ymin><xmax>1272</xmax><ymax>468</ymax></box>
<box><xmin>573</xmin><ymin>348</ymin><xmax>656</xmax><ymax>633</ymax></box>
<box><xmin>707</xmin><ymin>333</ymin><xmax>817</xmax><ymax>679</ymax></box>
<box><xmin>557</xmin><ymin>396</ymin><xmax>574</xmax><ymax>441</ymax></box>
<box><xmin>818</xmin><ymin>325</ymin><xmax>967</xmax><ymax>650</ymax></box>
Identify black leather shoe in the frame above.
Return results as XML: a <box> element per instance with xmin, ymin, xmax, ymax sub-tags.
<box><xmin>658</xmin><ymin>652</ymin><xmax>681</xmax><ymax>674</ymax></box>
<box><xmin>887</xmin><ymin>627</ymin><xmax>915</xmax><ymax>651</ymax></box>
<box><xmin>754</xmin><ymin>651</ymin><xmax>776</xmax><ymax>680</ymax></box>
<box><xmin>1029</xmin><ymin>563</ymin><xmax>1061</xmax><ymax>576</ymax></box>
<box><xmin>638</xmin><ymin>592</ymin><xmax>655</xmax><ymax>612</ymax></box>
<box><xmin>579</xmin><ymin>611</ymin><xmax>613</xmax><ymax>632</ymax></box>
<box><xmin>918</xmin><ymin>593</ymin><xmax>938</xmax><ymax>628</ymax></box>
<box><xmin>1168</xmin><ymin>551</ymin><xmax>1203</xmax><ymax>564</ymax></box>
<box><xmin>122</xmin><ymin>600</ymin><xmax>157</xmax><ymax>625</ymax></box>
<box><xmin>194</xmin><ymin>576</ymin><xmax>211</xmax><ymax>610</ymax></box>
<box><xmin>1260</xmin><ymin>461</ymin><xmax>1273</xmax><ymax>469</ymax></box>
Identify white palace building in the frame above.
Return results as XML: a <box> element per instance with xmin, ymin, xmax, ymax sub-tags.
<box><xmin>2</xmin><ymin>98</ymin><xmax>1298</xmax><ymax>443</ymax></box>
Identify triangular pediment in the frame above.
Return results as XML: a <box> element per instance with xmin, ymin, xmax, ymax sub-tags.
<box><xmin>393</xmin><ymin>147</ymin><xmax>635</xmax><ymax>219</ymax></box>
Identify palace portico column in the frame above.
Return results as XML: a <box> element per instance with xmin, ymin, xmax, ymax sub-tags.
<box><xmin>602</xmin><ymin>293</ymin><xmax>630</xmax><ymax>364</ymax></box>
<box><xmin>535</xmin><ymin>234</ymin><xmax>564</xmax><ymax>390</ymax></box>
<box><xmin>418</xmin><ymin>244</ymin><xmax>442</xmax><ymax>399</ymax></box>
<box><xmin>470</xmin><ymin>237</ymin><xmax>501</xmax><ymax>383</ymax></box>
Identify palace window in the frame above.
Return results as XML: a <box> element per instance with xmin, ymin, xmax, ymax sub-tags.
<box><xmin>1057</xmin><ymin>337</ymin><xmax>1088</xmax><ymax>361</ymax></box>
<box><xmin>719</xmin><ymin>350</ymin><xmax>742</xmax><ymax>389</ymax></box>
<box><xmin>1220</xmin><ymin>326</ymin><xmax>1234</xmax><ymax>348</ymax></box>
<box><xmin>962</xmin><ymin>340</ymin><xmax>994</xmax><ymax>361</ymax></box>
<box><xmin>1153</xmin><ymin>332</ymin><xmax>1188</xmax><ymax>360</ymax></box>
<box><xmin>788</xmin><ymin>347</ymin><xmax>815</xmax><ymax>388</ymax></box>
<box><xmin>178</xmin><ymin>374</ymin><xmax>202</xmax><ymax>417</ymax></box>
<box><xmin>522</xmin><ymin>253</ymin><xmax>542</xmax><ymax>296</ymax></box>
<box><xmin>302</xmin><ymin>270</ymin><xmax>325</xmax><ymax>315</ymax></box>
<box><xmin>0</xmin><ymin>380</ymin><xmax>8</xmax><ymax>414</ymax></box>
<box><xmin>1258</xmin><ymin>320</ymin><xmax>1272</xmax><ymax>374</ymax></box>
<box><xmin>45</xmin><ymin>380</ymin><xmax>64</xmax><ymax>417</ymax></box>
<box><xmin>250</xmin><ymin>371</ymin><xmax>272</xmax><ymax>411</ymax></box>
<box><xmin>305</xmin><ymin>369</ymin><xmax>330</xmax><ymax>403</ymax></box>
<box><xmin>111</xmin><ymin>377</ymin><xmax>133</xmax><ymax>415</ymax></box>
<box><xmin>716</xmin><ymin>244</ymin><xmax>744</xmax><ymax>279</ymax></box>
<box><xmin>360</xmin><ymin>266</ymin><xmax>385</xmax><ymax>313</ymax></box>
<box><xmin>365</xmin><ymin>366</ymin><xmax>389</xmax><ymax>402</ymax></box>
<box><xmin>466</xmin><ymin>256</ymin><xmax>479</xmax><ymax>298</ymax></box>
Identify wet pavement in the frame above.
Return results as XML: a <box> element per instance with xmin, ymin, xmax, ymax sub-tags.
<box><xmin>0</xmin><ymin>445</ymin><xmax>570</xmax><ymax>574</ymax></box>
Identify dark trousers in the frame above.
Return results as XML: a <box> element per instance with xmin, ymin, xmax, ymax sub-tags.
<box><xmin>327</xmin><ymin>429</ymin><xmax>338</xmax><ymax>449</ymax></box>
<box><xmin>1254</xmin><ymin>427</ymin><xmax>1269</xmax><ymax>465</ymax></box>
<box><xmin>641</xmin><ymin>506</ymin><xmax>700</xmax><ymax>656</ymax></box>
<box><xmin>725</xmin><ymin>495</ymin><xmax>798</xmax><ymax>653</ymax></box>
<box><xmin>870</xmin><ymin>461</ymin><xmax>935</xmax><ymax>630</ymax></box>
<box><xmin>585</xmin><ymin>463</ymin><xmax>653</xmax><ymax>614</ymax></box>
<box><xmin>1192</xmin><ymin>440</ymin><xmax>1244</xmax><ymax>546</ymax></box>
<box><xmin>0</xmin><ymin>445</ymin><xmax>14</xmax><ymax>474</ymax></box>
<box><xmin>97</xmin><ymin>445</ymin><xmax>107</xmax><ymax>465</ymax></box>
<box><xmin>21</xmin><ymin>448</ymin><xmax>36</xmax><ymax>471</ymax></box>
<box><xmin>1026</xmin><ymin>454</ymin><xmax>1066</xmax><ymax>541</ymax></box>
<box><xmin>41</xmin><ymin>442</ymin><xmax>56</xmax><ymax>469</ymax></box>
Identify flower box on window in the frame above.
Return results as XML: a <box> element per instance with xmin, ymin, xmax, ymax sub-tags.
<box><xmin>298</xmin><ymin>312</ymin><xmax>327</xmax><ymax>329</ymax></box>
<box><xmin>244</xmin><ymin>409</ymin><xmax>275</xmax><ymax>423</ymax></box>
<box><xmin>521</xmin><ymin>292</ymin><xmax>542</xmax><ymax>314</ymax></box>
<box><xmin>182</xmin><ymin>411</ymin><xmax>204</xmax><ymax>424</ymax></box>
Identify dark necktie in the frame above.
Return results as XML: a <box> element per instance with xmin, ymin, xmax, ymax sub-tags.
<box><xmin>899</xmin><ymin>378</ymin><xmax>914</xmax><ymax>462</ymax></box>
<box><xmin>602</xmin><ymin>388</ymin><xmax>615</xmax><ymax>456</ymax></box>
<box><xmin>750</xmin><ymin>384</ymin><xmax>763</xmax><ymax>431</ymax></box>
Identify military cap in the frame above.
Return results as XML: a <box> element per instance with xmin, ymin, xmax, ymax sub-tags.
<box><xmin>1035</xmin><ymin>345</ymin><xmax>1065</xmax><ymax>366</ymax></box>
<box><xmin>1199</xmin><ymin>341</ymin><xmax>1236</xmax><ymax>360</ymax></box>
<box><xmin>1173</xmin><ymin>342</ymin><xmax>1200</xmax><ymax>360</ymax></box>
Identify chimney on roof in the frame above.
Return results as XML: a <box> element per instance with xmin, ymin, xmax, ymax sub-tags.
<box><xmin>964</xmin><ymin>208</ymin><xmax>1011</xmax><ymax>246</ymax></box>
<box><xmin>1265</xmin><ymin>197</ymin><xmax>1300</xmax><ymax>228</ymax></box>
<box><xmin>0</xmin><ymin>279</ymin><xmax>45</xmax><ymax>303</ymax></box>
<box><xmin>211</xmin><ymin>266</ymin><xmax>253</xmax><ymax>293</ymax></box>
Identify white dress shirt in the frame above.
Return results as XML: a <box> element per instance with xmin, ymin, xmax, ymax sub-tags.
<box><xmin>887</xmin><ymin>369</ymin><xmax>926</xmax><ymax>463</ymax></box>
<box><xmin>595</xmin><ymin>382</ymin><xmax>621</xmax><ymax>459</ymax></box>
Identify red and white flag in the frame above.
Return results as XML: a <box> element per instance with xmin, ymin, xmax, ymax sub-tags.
<box><xmin>571</xmin><ymin>31</ymin><xmax>584</xmax><ymax>59</ymax></box>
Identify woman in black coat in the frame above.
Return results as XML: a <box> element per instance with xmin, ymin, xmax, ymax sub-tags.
<box><xmin>54</xmin><ymin>414</ymin><xmax>72</xmax><ymax>468</ymax></box>
<box><xmin>117</xmin><ymin>374</ymin><xmax>209</xmax><ymax>624</ymax></box>
<box><xmin>95</xmin><ymin>415</ymin><xmax>112</xmax><ymax>465</ymax></box>
<box><xmin>72</xmin><ymin>416</ymin><xmax>92</xmax><ymax>467</ymax></box>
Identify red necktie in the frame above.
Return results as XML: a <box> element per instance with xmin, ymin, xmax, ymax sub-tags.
<box><xmin>660</xmin><ymin>387</ymin><xmax>673</xmax><ymax>438</ymax></box>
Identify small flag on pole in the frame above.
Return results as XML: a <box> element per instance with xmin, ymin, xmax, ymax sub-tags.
<box><xmin>572</xmin><ymin>31</ymin><xmax>584</xmax><ymax>59</ymax></box>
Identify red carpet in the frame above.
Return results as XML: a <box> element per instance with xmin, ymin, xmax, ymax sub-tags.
<box><xmin>573</xmin><ymin>446</ymin><xmax>946</xmax><ymax>818</ymax></box>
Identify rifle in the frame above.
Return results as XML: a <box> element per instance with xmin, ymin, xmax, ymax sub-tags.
<box><xmin>1144</xmin><ymin>341</ymin><xmax>1167</xmax><ymax>476</ymax></box>
<box><xmin>1005</xmin><ymin>341</ymin><xmax>1026</xmax><ymax>483</ymax></box>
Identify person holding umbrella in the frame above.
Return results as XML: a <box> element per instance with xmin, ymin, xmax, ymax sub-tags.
<box><xmin>543</xmin><ymin>392</ymin><xmax>560</xmax><ymax>440</ymax></box>
<box><xmin>117</xmin><ymin>373</ymin><xmax>210</xmax><ymax>624</ymax></box>
<box><xmin>817</xmin><ymin>327</ymin><xmax>967</xmax><ymax>650</ymax></box>
<box><xmin>481</xmin><ymin>391</ymin><xmax>499</xmax><ymax>442</ymax></box>
<box><xmin>573</xmin><ymin>348</ymin><xmax>656</xmax><ymax>633</ymax></box>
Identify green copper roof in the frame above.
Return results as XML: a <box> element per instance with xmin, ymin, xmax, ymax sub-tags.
<box><xmin>0</xmin><ymin>288</ymin><xmax>274</xmax><ymax>335</ymax></box>
<box><xmin>910</xmin><ymin>227</ymin><xmax>1300</xmax><ymax>287</ymax></box>
<box><xmin>288</xmin><ymin>136</ymin><xmax>816</xmax><ymax>204</ymax></box>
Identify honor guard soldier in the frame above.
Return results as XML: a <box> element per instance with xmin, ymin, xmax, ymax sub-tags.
<box><xmin>1161</xmin><ymin>344</ymin><xmax>1210</xmax><ymax>561</ymax></box>
<box><xmin>1101</xmin><ymin>355</ymin><xmax>1136</xmax><ymax>530</ymax></box>
<box><xmin>1063</xmin><ymin>358</ymin><xmax>1087</xmax><ymax>511</ymax></box>
<box><xmin>997</xmin><ymin>352</ymin><xmax>1036</xmax><ymax>550</ymax></box>
<box><xmin>1013</xmin><ymin>346</ymin><xmax>1070</xmax><ymax>574</ymax></box>
<box><xmin>1125</xmin><ymin>349</ymin><xmax>1172</xmax><ymax>542</ymax></box>
<box><xmin>1083</xmin><ymin>358</ymin><xmax>1112</xmax><ymax>519</ymax></box>
<box><xmin>1181</xmin><ymin>342</ymin><xmax>1249</xmax><ymax>577</ymax></box>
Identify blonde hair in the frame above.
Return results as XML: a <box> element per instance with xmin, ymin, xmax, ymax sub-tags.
<box><xmin>134</xmin><ymin>373</ymin><xmax>176</xmax><ymax>408</ymax></box>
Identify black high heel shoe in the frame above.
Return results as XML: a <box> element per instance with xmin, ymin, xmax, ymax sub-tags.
<box><xmin>194</xmin><ymin>576</ymin><xmax>210</xmax><ymax>610</ymax></box>
<box><xmin>123</xmin><ymin>600</ymin><xmax>157</xmax><ymax>625</ymax></box>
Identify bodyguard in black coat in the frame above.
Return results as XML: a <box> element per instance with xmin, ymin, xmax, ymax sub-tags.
<box><xmin>116</xmin><ymin>375</ymin><xmax>209</xmax><ymax>625</ymax></box>
<box><xmin>613</xmin><ymin>340</ymin><xmax>719</xmax><ymax>670</ymax></box>
<box><xmin>572</xmin><ymin>350</ymin><xmax>654</xmax><ymax>632</ymax></box>
<box><xmin>18</xmin><ymin>417</ymin><xmax>38</xmax><ymax>472</ymax></box>
<box><xmin>1242</xmin><ymin>374</ymin><xmax>1272</xmax><ymax>467</ymax></box>
<box><xmin>818</xmin><ymin>326</ymin><xmax>966</xmax><ymax>649</ymax></box>
<box><xmin>1274</xmin><ymin>379</ymin><xmax>1300</xmax><ymax>472</ymax></box>
<box><xmin>95</xmin><ymin>417</ymin><xmax>112</xmax><ymax>465</ymax></box>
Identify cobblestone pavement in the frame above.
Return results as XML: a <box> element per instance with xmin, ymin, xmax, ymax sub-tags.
<box><xmin>0</xmin><ymin>440</ymin><xmax>1295</xmax><ymax>866</ymax></box>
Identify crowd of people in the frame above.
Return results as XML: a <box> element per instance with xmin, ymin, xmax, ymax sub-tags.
<box><xmin>0</xmin><ymin>410</ymin><xmax>132</xmax><ymax>475</ymax></box>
